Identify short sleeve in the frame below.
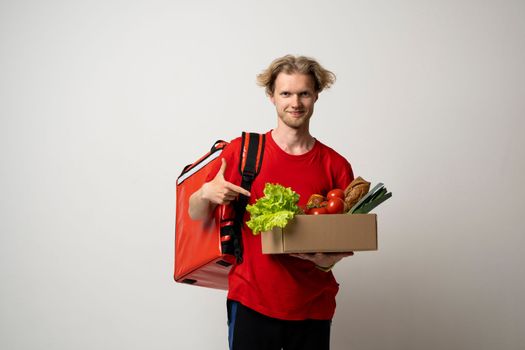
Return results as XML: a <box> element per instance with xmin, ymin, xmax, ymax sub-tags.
<box><xmin>205</xmin><ymin>137</ymin><xmax>243</xmax><ymax>185</ymax></box>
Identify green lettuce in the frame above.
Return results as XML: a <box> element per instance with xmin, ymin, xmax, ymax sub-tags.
<box><xmin>246</xmin><ymin>183</ymin><xmax>301</xmax><ymax>235</ymax></box>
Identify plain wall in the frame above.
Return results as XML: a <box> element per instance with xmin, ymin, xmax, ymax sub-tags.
<box><xmin>1</xmin><ymin>0</ymin><xmax>524</xmax><ymax>349</ymax></box>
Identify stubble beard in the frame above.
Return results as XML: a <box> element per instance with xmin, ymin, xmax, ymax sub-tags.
<box><xmin>278</xmin><ymin>111</ymin><xmax>312</xmax><ymax>130</ymax></box>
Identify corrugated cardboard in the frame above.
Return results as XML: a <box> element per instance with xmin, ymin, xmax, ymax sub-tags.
<box><xmin>261</xmin><ymin>214</ymin><xmax>377</xmax><ymax>254</ymax></box>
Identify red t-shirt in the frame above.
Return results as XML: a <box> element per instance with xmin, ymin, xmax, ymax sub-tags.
<box><xmin>207</xmin><ymin>130</ymin><xmax>354</xmax><ymax>320</ymax></box>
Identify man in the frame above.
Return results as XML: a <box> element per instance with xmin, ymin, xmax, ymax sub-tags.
<box><xmin>189</xmin><ymin>55</ymin><xmax>354</xmax><ymax>350</ymax></box>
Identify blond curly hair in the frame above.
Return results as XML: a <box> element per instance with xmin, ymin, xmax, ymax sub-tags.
<box><xmin>257</xmin><ymin>55</ymin><xmax>336</xmax><ymax>96</ymax></box>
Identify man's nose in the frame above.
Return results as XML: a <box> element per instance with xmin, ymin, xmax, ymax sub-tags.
<box><xmin>291</xmin><ymin>95</ymin><xmax>302</xmax><ymax>108</ymax></box>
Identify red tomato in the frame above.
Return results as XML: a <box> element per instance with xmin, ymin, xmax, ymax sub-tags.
<box><xmin>310</xmin><ymin>207</ymin><xmax>328</xmax><ymax>215</ymax></box>
<box><xmin>326</xmin><ymin>197</ymin><xmax>345</xmax><ymax>214</ymax></box>
<box><xmin>327</xmin><ymin>188</ymin><xmax>345</xmax><ymax>201</ymax></box>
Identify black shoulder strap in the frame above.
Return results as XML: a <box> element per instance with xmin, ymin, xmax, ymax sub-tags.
<box><xmin>231</xmin><ymin>132</ymin><xmax>265</xmax><ymax>263</ymax></box>
<box><xmin>238</xmin><ymin>132</ymin><xmax>265</xmax><ymax>189</ymax></box>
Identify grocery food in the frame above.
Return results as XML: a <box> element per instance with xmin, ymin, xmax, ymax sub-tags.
<box><xmin>327</xmin><ymin>189</ymin><xmax>345</xmax><ymax>201</ymax></box>
<box><xmin>246</xmin><ymin>183</ymin><xmax>301</xmax><ymax>234</ymax></box>
<box><xmin>247</xmin><ymin>178</ymin><xmax>392</xmax><ymax>235</ymax></box>
<box><xmin>306</xmin><ymin>194</ymin><xmax>325</xmax><ymax>209</ymax></box>
<box><xmin>305</xmin><ymin>188</ymin><xmax>346</xmax><ymax>215</ymax></box>
<box><xmin>304</xmin><ymin>176</ymin><xmax>391</xmax><ymax>215</ymax></box>
<box><xmin>344</xmin><ymin>177</ymin><xmax>371</xmax><ymax>210</ymax></box>
<box><xmin>310</xmin><ymin>207</ymin><xmax>328</xmax><ymax>215</ymax></box>
<box><xmin>326</xmin><ymin>197</ymin><xmax>345</xmax><ymax>214</ymax></box>
<box><xmin>348</xmin><ymin>182</ymin><xmax>392</xmax><ymax>214</ymax></box>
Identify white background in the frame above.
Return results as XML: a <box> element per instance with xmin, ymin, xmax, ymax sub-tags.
<box><xmin>1</xmin><ymin>0</ymin><xmax>524</xmax><ymax>349</ymax></box>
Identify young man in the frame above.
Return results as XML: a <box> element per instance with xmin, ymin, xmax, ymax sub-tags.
<box><xmin>189</xmin><ymin>55</ymin><xmax>354</xmax><ymax>350</ymax></box>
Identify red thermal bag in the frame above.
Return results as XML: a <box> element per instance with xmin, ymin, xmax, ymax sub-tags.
<box><xmin>174</xmin><ymin>133</ymin><xmax>265</xmax><ymax>290</ymax></box>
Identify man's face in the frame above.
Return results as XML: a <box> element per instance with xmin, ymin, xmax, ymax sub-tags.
<box><xmin>270</xmin><ymin>72</ymin><xmax>318</xmax><ymax>130</ymax></box>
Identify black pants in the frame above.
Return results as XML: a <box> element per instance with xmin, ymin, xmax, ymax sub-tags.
<box><xmin>227</xmin><ymin>300</ymin><xmax>331</xmax><ymax>350</ymax></box>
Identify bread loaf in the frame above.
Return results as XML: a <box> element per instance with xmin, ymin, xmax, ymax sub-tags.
<box><xmin>344</xmin><ymin>176</ymin><xmax>371</xmax><ymax>210</ymax></box>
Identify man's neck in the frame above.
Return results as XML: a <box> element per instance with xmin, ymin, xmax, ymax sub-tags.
<box><xmin>271</xmin><ymin>126</ymin><xmax>315</xmax><ymax>155</ymax></box>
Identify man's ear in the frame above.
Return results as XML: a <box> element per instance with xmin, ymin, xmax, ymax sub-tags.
<box><xmin>269</xmin><ymin>93</ymin><xmax>275</xmax><ymax>105</ymax></box>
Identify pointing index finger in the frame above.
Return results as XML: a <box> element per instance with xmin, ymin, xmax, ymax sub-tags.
<box><xmin>225</xmin><ymin>182</ymin><xmax>251</xmax><ymax>197</ymax></box>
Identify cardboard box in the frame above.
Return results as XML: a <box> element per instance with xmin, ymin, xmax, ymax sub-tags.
<box><xmin>261</xmin><ymin>214</ymin><xmax>377</xmax><ymax>254</ymax></box>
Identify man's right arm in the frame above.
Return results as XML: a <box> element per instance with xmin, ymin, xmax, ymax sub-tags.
<box><xmin>188</xmin><ymin>183</ymin><xmax>218</xmax><ymax>221</ymax></box>
<box><xmin>188</xmin><ymin>158</ymin><xmax>251</xmax><ymax>221</ymax></box>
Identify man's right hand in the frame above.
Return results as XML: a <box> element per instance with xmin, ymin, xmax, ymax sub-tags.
<box><xmin>202</xmin><ymin>158</ymin><xmax>251</xmax><ymax>205</ymax></box>
<box><xmin>189</xmin><ymin>158</ymin><xmax>251</xmax><ymax>220</ymax></box>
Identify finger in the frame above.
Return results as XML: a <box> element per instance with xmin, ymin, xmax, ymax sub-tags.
<box><xmin>223</xmin><ymin>194</ymin><xmax>237</xmax><ymax>202</ymax></box>
<box><xmin>290</xmin><ymin>253</ymin><xmax>313</xmax><ymax>261</ymax></box>
<box><xmin>217</xmin><ymin>158</ymin><xmax>227</xmax><ymax>177</ymax></box>
<box><xmin>290</xmin><ymin>254</ymin><xmax>305</xmax><ymax>260</ymax></box>
<box><xmin>325</xmin><ymin>252</ymin><xmax>353</xmax><ymax>258</ymax></box>
<box><xmin>225</xmin><ymin>182</ymin><xmax>251</xmax><ymax>197</ymax></box>
<box><xmin>337</xmin><ymin>252</ymin><xmax>354</xmax><ymax>258</ymax></box>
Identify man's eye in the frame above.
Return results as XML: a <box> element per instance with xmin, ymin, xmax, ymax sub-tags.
<box><xmin>281</xmin><ymin>92</ymin><xmax>290</xmax><ymax>96</ymax></box>
<box><xmin>301</xmin><ymin>92</ymin><xmax>310</xmax><ymax>97</ymax></box>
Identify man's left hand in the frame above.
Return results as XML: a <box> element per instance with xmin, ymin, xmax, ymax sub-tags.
<box><xmin>289</xmin><ymin>252</ymin><xmax>354</xmax><ymax>269</ymax></box>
